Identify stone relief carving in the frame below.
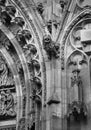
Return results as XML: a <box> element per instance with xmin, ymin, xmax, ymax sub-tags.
<box><xmin>0</xmin><ymin>89</ymin><xmax>16</xmax><ymax>118</ymax></box>
<box><xmin>0</xmin><ymin>54</ymin><xmax>16</xmax><ymax>120</ymax></box>
<box><xmin>70</xmin><ymin>69</ymin><xmax>82</xmax><ymax>103</ymax></box>
<box><xmin>0</xmin><ymin>1</ymin><xmax>46</xmax><ymax>129</ymax></box>
<box><xmin>43</xmin><ymin>35</ymin><xmax>60</xmax><ymax>59</ymax></box>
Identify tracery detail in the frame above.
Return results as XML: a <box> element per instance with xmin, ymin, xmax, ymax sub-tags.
<box><xmin>61</xmin><ymin>11</ymin><xmax>91</xmax><ymax>126</ymax></box>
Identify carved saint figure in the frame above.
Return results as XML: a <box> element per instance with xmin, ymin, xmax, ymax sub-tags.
<box><xmin>70</xmin><ymin>69</ymin><xmax>83</xmax><ymax>104</ymax></box>
<box><xmin>5</xmin><ymin>89</ymin><xmax>16</xmax><ymax>116</ymax></box>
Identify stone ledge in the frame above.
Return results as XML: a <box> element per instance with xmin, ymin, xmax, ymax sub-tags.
<box><xmin>47</xmin><ymin>92</ymin><xmax>60</xmax><ymax>105</ymax></box>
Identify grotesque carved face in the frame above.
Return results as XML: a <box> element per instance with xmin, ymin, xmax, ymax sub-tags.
<box><xmin>43</xmin><ymin>35</ymin><xmax>52</xmax><ymax>46</ymax></box>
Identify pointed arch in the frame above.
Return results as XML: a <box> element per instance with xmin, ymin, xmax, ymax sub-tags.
<box><xmin>60</xmin><ymin>8</ymin><xmax>91</xmax><ymax>70</ymax></box>
<box><xmin>0</xmin><ymin>0</ymin><xmax>46</xmax><ymax>129</ymax></box>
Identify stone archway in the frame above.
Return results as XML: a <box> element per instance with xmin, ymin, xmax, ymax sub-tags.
<box><xmin>0</xmin><ymin>0</ymin><xmax>46</xmax><ymax>130</ymax></box>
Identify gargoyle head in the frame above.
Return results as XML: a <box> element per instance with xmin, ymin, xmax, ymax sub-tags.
<box><xmin>43</xmin><ymin>35</ymin><xmax>52</xmax><ymax>48</ymax></box>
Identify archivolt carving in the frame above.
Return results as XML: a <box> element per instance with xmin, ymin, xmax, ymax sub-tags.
<box><xmin>0</xmin><ymin>0</ymin><xmax>46</xmax><ymax>129</ymax></box>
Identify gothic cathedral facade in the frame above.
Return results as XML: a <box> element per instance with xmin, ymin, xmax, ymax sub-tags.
<box><xmin>0</xmin><ymin>0</ymin><xmax>91</xmax><ymax>130</ymax></box>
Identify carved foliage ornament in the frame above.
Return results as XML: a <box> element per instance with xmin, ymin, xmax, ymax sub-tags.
<box><xmin>0</xmin><ymin>89</ymin><xmax>16</xmax><ymax>119</ymax></box>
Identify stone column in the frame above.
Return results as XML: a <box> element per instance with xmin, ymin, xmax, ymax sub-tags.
<box><xmin>45</xmin><ymin>58</ymin><xmax>63</xmax><ymax>130</ymax></box>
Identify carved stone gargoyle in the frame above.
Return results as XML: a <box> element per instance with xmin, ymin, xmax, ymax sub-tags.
<box><xmin>43</xmin><ymin>35</ymin><xmax>60</xmax><ymax>59</ymax></box>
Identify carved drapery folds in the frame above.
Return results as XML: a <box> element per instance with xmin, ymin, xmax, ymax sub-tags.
<box><xmin>43</xmin><ymin>35</ymin><xmax>60</xmax><ymax>59</ymax></box>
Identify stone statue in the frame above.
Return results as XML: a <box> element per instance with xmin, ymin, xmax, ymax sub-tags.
<box><xmin>70</xmin><ymin>69</ymin><xmax>83</xmax><ymax>104</ymax></box>
<box><xmin>5</xmin><ymin>89</ymin><xmax>16</xmax><ymax>116</ymax></box>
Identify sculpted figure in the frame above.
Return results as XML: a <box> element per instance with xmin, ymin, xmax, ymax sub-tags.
<box><xmin>5</xmin><ymin>89</ymin><xmax>16</xmax><ymax>116</ymax></box>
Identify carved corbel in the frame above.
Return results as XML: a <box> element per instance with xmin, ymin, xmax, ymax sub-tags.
<box><xmin>43</xmin><ymin>35</ymin><xmax>60</xmax><ymax>59</ymax></box>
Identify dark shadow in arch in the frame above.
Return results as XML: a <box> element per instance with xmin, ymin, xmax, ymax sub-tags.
<box><xmin>29</xmin><ymin>123</ymin><xmax>35</xmax><ymax>130</ymax></box>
